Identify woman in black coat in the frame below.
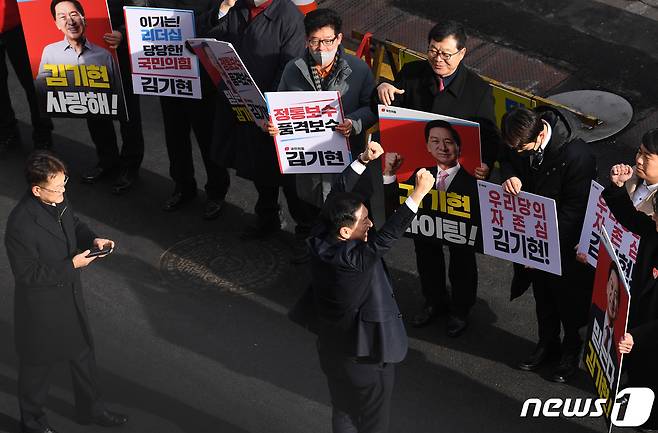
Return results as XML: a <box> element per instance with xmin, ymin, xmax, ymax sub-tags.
<box><xmin>603</xmin><ymin>163</ymin><xmax>658</xmax><ymax>429</ymax></box>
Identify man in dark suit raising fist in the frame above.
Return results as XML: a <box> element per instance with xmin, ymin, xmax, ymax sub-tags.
<box><xmin>309</xmin><ymin>141</ymin><xmax>434</xmax><ymax>433</ymax></box>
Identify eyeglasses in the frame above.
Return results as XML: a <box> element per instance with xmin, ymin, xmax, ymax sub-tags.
<box><xmin>38</xmin><ymin>175</ymin><xmax>68</xmax><ymax>193</ymax></box>
<box><xmin>427</xmin><ymin>48</ymin><xmax>463</xmax><ymax>61</ymax></box>
<box><xmin>308</xmin><ymin>35</ymin><xmax>338</xmax><ymax>49</ymax></box>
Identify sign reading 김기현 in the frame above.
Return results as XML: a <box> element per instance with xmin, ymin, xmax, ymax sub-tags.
<box><xmin>265</xmin><ymin>91</ymin><xmax>350</xmax><ymax>174</ymax></box>
<box><xmin>17</xmin><ymin>0</ymin><xmax>127</xmax><ymax>119</ymax></box>
<box><xmin>124</xmin><ymin>6</ymin><xmax>201</xmax><ymax>99</ymax></box>
<box><xmin>477</xmin><ymin>180</ymin><xmax>561</xmax><ymax>275</ymax></box>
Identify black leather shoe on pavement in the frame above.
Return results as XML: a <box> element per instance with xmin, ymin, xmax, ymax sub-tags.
<box><xmin>82</xmin><ymin>166</ymin><xmax>118</xmax><ymax>184</ymax></box>
<box><xmin>518</xmin><ymin>341</ymin><xmax>560</xmax><ymax>371</ymax></box>
<box><xmin>20</xmin><ymin>424</ymin><xmax>59</xmax><ymax>433</ymax></box>
<box><xmin>411</xmin><ymin>305</ymin><xmax>447</xmax><ymax>328</ymax></box>
<box><xmin>111</xmin><ymin>171</ymin><xmax>138</xmax><ymax>195</ymax></box>
<box><xmin>203</xmin><ymin>199</ymin><xmax>224</xmax><ymax>220</ymax></box>
<box><xmin>78</xmin><ymin>410</ymin><xmax>128</xmax><ymax>427</ymax></box>
<box><xmin>550</xmin><ymin>352</ymin><xmax>580</xmax><ymax>383</ymax></box>
<box><xmin>446</xmin><ymin>315</ymin><xmax>468</xmax><ymax>337</ymax></box>
<box><xmin>163</xmin><ymin>191</ymin><xmax>197</xmax><ymax>211</ymax></box>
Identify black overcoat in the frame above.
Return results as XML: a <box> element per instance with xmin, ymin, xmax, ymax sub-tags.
<box><xmin>373</xmin><ymin>60</ymin><xmax>501</xmax><ymax>167</ymax></box>
<box><xmin>204</xmin><ymin>0</ymin><xmax>306</xmax><ymax>181</ymax></box>
<box><xmin>4</xmin><ymin>193</ymin><xmax>97</xmax><ymax>364</ymax></box>
<box><xmin>500</xmin><ymin>106</ymin><xmax>597</xmax><ymax>299</ymax></box>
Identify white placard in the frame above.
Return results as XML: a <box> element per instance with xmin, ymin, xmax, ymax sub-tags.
<box><xmin>188</xmin><ymin>38</ymin><xmax>267</xmax><ymax>127</ymax></box>
<box><xmin>124</xmin><ymin>7</ymin><xmax>201</xmax><ymax>99</ymax></box>
<box><xmin>577</xmin><ymin>180</ymin><xmax>641</xmax><ymax>283</ymax></box>
<box><xmin>265</xmin><ymin>91</ymin><xmax>349</xmax><ymax>174</ymax></box>
<box><xmin>478</xmin><ymin>180</ymin><xmax>561</xmax><ymax>275</ymax></box>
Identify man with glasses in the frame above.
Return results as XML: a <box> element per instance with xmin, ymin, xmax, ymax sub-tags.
<box><xmin>4</xmin><ymin>151</ymin><xmax>128</xmax><ymax>433</ymax></box>
<box><xmin>267</xmin><ymin>8</ymin><xmax>376</xmax><ymax>262</ymax></box>
<box><xmin>500</xmin><ymin>106</ymin><xmax>596</xmax><ymax>383</ymax></box>
<box><xmin>374</xmin><ymin>21</ymin><xmax>500</xmax><ymax>336</ymax></box>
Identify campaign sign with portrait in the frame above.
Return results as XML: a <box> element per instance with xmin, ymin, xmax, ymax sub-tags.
<box><xmin>187</xmin><ymin>38</ymin><xmax>267</xmax><ymax>129</ymax></box>
<box><xmin>265</xmin><ymin>91</ymin><xmax>349</xmax><ymax>174</ymax></box>
<box><xmin>17</xmin><ymin>0</ymin><xmax>127</xmax><ymax>119</ymax></box>
<box><xmin>379</xmin><ymin>105</ymin><xmax>482</xmax><ymax>248</ymax></box>
<box><xmin>124</xmin><ymin>6</ymin><xmax>201</xmax><ymax>99</ymax></box>
<box><xmin>378</xmin><ymin>105</ymin><xmax>481</xmax><ymax>180</ymax></box>
<box><xmin>578</xmin><ymin>180</ymin><xmax>641</xmax><ymax>283</ymax></box>
<box><xmin>477</xmin><ymin>180</ymin><xmax>561</xmax><ymax>275</ymax></box>
<box><xmin>584</xmin><ymin>227</ymin><xmax>631</xmax><ymax>428</ymax></box>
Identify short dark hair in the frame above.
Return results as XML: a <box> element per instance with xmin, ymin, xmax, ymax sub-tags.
<box><xmin>50</xmin><ymin>0</ymin><xmax>85</xmax><ymax>20</ymax></box>
<box><xmin>25</xmin><ymin>150</ymin><xmax>68</xmax><ymax>186</ymax></box>
<box><xmin>608</xmin><ymin>261</ymin><xmax>621</xmax><ymax>303</ymax></box>
<box><xmin>320</xmin><ymin>192</ymin><xmax>362</xmax><ymax>236</ymax></box>
<box><xmin>424</xmin><ymin>119</ymin><xmax>461</xmax><ymax>149</ymax></box>
<box><xmin>501</xmin><ymin>107</ymin><xmax>544</xmax><ymax>151</ymax></box>
<box><xmin>427</xmin><ymin>21</ymin><xmax>467</xmax><ymax>50</ymax></box>
<box><xmin>304</xmin><ymin>8</ymin><xmax>342</xmax><ymax>36</ymax></box>
<box><xmin>641</xmin><ymin>128</ymin><xmax>658</xmax><ymax>155</ymax></box>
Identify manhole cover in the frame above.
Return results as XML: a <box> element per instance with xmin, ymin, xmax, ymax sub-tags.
<box><xmin>160</xmin><ymin>232</ymin><xmax>289</xmax><ymax>295</ymax></box>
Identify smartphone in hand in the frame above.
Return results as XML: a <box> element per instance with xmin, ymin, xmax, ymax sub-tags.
<box><xmin>86</xmin><ymin>245</ymin><xmax>113</xmax><ymax>258</ymax></box>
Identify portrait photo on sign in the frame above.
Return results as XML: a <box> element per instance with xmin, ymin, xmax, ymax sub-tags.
<box><xmin>378</xmin><ymin>105</ymin><xmax>481</xmax><ymax>181</ymax></box>
<box><xmin>17</xmin><ymin>0</ymin><xmax>127</xmax><ymax>119</ymax></box>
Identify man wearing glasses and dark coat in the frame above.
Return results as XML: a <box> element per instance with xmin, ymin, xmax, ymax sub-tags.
<box><xmin>373</xmin><ymin>20</ymin><xmax>501</xmax><ymax>337</ymax></box>
<box><xmin>4</xmin><ymin>151</ymin><xmax>127</xmax><ymax>433</ymax></box>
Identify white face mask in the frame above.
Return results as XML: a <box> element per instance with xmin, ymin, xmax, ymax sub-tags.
<box><xmin>310</xmin><ymin>48</ymin><xmax>337</xmax><ymax>67</ymax></box>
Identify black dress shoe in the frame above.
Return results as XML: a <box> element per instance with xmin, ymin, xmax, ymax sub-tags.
<box><xmin>82</xmin><ymin>166</ymin><xmax>118</xmax><ymax>184</ymax></box>
<box><xmin>78</xmin><ymin>410</ymin><xmax>128</xmax><ymax>427</ymax></box>
<box><xmin>240</xmin><ymin>220</ymin><xmax>281</xmax><ymax>240</ymax></box>
<box><xmin>20</xmin><ymin>424</ymin><xmax>59</xmax><ymax>433</ymax></box>
<box><xmin>518</xmin><ymin>341</ymin><xmax>560</xmax><ymax>371</ymax></box>
<box><xmin>112</xmin><ymin>171</ymin><xmax>138</xmax><ymax>195</ymax></box>
<box><xmin>446</xmin><ymin>315</ymin><xmax>468</xmax><ymax>337</ymax></box>
<box><xmin>203</xmin><ymin>199</ymin><xmax>224</xmax><ymax>220</ymax></box>
<box><xmin>550</xmin><ymin>352</ymin><xmax>580</xmax><ymax>383</ymax></box>
<box><xmin>163</xmin><ymin>191</ymin><xmax>197</xmax><ymax>211</ymax></box>
<box><xmin>410</xmin><ymin>305</ymin><xmax>447</xmax><ymax>328</ymax></box>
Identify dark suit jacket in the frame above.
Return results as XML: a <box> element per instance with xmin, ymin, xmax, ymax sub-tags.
<box><xmin>308</xmin><ymin>163</ymin><xmax>417</xmax><ymax>363</ymax></box>
<box><xmin>373</xmin><ymin>60</ymin><xmax>501</xmax><ymax>167</ymax></box>
<box><xmin>4</xmin><ymin>193</ymin><xmax>97</xmax><ymax>364</ymax></box>
<box><xmin>590</xmin><ymin>304</ymin><xmax>619</xmax><ymax>370</ymax></box>
<box><xmin>501</xmin><ymin>106</ymin><xmax>597</xmax><ymax>299</ymax></box>
<box><xmin>589</xmin><ymin>187</ymin><xmax>658</xmax><ymax>428</ymax></box>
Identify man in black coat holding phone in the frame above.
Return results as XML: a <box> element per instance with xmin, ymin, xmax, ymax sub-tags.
<box><xmin>4</xmin><ymin>151</ymin><xmax>127</xmax><ymax>433</ymax></box>
<box><xmin>309</xmin><ymin>141</ymin><xmax>434</xmax><ymax>433</ymax></box>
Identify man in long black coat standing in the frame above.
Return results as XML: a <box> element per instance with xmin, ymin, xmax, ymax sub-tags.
<box><xmin>500</xmin><ymin>106</ymin><xmax>597</xmax><ymax>383</ymax></box>
<box><xmin>204</xmin><ymin>0</ymin><xmax>314</xmax><ymax>241</ymax></box>
<box><xmin>4</xmin><ymin>151</ymin><xmax>127</xmax><ymax>433</ymax></box>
